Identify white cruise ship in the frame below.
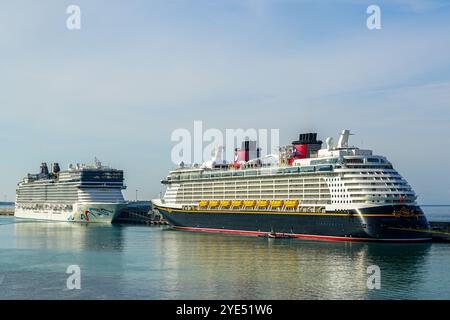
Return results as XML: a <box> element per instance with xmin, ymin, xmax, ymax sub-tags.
<box><xmin>15</xmin><ymin>159</ymin><xmax>127</xmax><ymax>223</ymax></box>
<box><xmin>153</xmin><ymin>130</ymin><xmax>431</xmax><ymax>242</ymax></box>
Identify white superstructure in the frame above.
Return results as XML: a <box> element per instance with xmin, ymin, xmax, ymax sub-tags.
<box><xmin>15</xmin><ymin>159</ymin><xmax>127</xmax><ymax>223</ymax></box>
<box><xmin>156</xmin><ymin>130</ymin><xmax>416</xmax><ymax>213</ymax></box>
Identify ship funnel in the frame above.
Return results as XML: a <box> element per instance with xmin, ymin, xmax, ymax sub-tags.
<box><xmin>52</xmin><ymin>163</ymin><xmax>61</xmax><ymax>174</ymax></box>
<box><xmin>40</xmin><ymin>163</ymin><xmax>49</xmax><ymax>175</ymax></box>
<box><xmin>236</xmin><ymin>140</ymin><xmax>260</xmax><ymax>162</ymax></box>
<box><xmin>290</xmin><ymin>132</ymin><xmax>323</xmax><ymax>162</ymax></box>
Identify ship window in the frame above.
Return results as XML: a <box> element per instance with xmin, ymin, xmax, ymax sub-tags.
<box><xmin>80</xmin><ymin>171</ymin><xmax>123</xmax><ymax>182</ymax></box>
<box><xmin>287</xmin><ymin>167</ymin><xmax>299</xmax><ymax>173</ymax></box>
<box><xmin>311</xmin><ymin>158</ymin><xmax>338</xmax><ymax>165</ymax></box>
<box><xmin>344</xmin><ymin>158</ymin><xmax>363</xmax><ymax>164</ymax></box>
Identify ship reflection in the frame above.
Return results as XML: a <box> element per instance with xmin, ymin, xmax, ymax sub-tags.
<box><xmin>157</xmin><ymin>231</ymin><xmax>432</xmax><ymax>299</ymax></box>
<box><xmin>14</xmin><ymin>221</ymin><xmax>125</xmax><ymax>251</ymax></box>
<box><xmin>10</xmin><ymin>220</ymin><xmax>129</xmax><ymax>299</ymax></box>
<box><xmin>9</xmin><ymin>222</ymin><xmax>433</xmax><ymax>299</ymax></box>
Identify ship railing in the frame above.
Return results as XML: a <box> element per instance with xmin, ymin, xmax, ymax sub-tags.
<box><xmin>194</xmin><ymin>203</ymin><xmax>326</xmax><ymax>213</ymax></box>
<box><xmin>170</xmin><ymin>165</ymin><xmax>337</xmax><ymax>182</ymax></box>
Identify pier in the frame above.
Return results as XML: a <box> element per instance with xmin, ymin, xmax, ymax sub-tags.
<box><xmin>429</xmin><ymin>221</ymin><xmax>450</xmax><ymax>242</ymax></box>
<box><xmin>0</xmin><ymin>207</ymin><xmax>14</xmax><ymax>216</ymax></box>
<box><xmin>113</xmin><ymin>201</ymin><xmax>168</xmax><ymax>225</ymax></box>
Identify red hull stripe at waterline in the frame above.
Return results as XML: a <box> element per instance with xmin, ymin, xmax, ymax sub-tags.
<box><xmin>173</xmin><ymin>226</ymin><xmax>431</xmax><ymax>243</ymax></box>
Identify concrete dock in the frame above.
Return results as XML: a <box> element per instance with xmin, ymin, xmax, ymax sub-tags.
<box><xmin>0</xmin><ymin>208</ymin><xmax>14</xmax><ymax>216</ymax></box>
<box><xmin>429</xmin><ymin>221</ymin><xmax>450</xmax><ymax>242</ymax></box>
<box><xmin>113</xmin><ymin>201</ymin><xmax>168</xmax><ymax>225</ymax></box>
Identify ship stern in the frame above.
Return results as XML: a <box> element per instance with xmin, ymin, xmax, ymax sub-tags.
<box><xmin>358</xmin><ymin>205</ymin><xmax>432</xmax><ymax>241</ymax></box>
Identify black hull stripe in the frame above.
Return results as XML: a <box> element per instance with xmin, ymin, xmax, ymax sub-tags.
<box><xmin>154</xmin><ymin>205</ymin><xmax>422</xmax><ymax>217</ymax></box>
<box><xmin>155</xmin><ymin>204</ymin><xmax>431</xmax><ymax>242</ymax></box>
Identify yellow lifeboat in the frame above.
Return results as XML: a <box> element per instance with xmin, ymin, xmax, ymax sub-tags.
<box><xmin>198</xmin><ymin>200</ymin><xmax>209</xmax><ymax>208</ymax></box>
<box><xmin>285</xmin><ymin>200</ymin><xmax>300</xmax><ymax>208</ymax></box>
<box><xmin>257</xmin><ymin>200</ymin><xmax>269</xmax><ymax>208</ymax></box>
<box><xmin>270</xmin><ymin>200</ymin><xmax>284</xmax><ymax>208</ymax></box>
<box><xmin>231</xmin><ymin>200</ymin><xmax>243</xmax><ymax>208</ymax></box>
<box><xmin>244</xmin><ymin>200</ymin><xmax>256</xmax><ymax>208</ymax></box>
<box><xmin>220</xmin><ymin>200</ymin><xmax>231</xmax><ymax>208</ymax></box>
<box><xmin>209</xmin><ymin>200</ymin><xmax>220</xmax><ymax>208</ymax></box>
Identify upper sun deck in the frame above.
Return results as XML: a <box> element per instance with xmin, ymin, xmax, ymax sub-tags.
<box><xmin>164</xmin><ymin>129</ymin><xmax>395</xmax><ymax>184</ymax></box>
<box><xmin>20</xmin><ymin>159</ymin><xmax>124</xmax><ymax>186</ymax></box>
<box><xmin>164</xmin><ymin>155</ymin><xmax>394</xmax><ymax>185</ymax></box>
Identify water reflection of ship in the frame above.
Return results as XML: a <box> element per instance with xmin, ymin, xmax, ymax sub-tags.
<box><xmin>158</xmin><ymin>231</ymin><xmax>431</xmax><ymax>299</ymax></box>
<box><xmin>14</xmin><ymin>221</ymin><xmax>125</xmax><ymax>251</ymax></box>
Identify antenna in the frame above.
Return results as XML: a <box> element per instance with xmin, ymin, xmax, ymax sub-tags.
<box><xmin>94</xmin><ymin>157</ymin><xmax>102</xmax><ymax>168</ymax></box>
<box><xmin>212</xmin><ymin>145</ymin><xmax>223</xmax><ymax>163</ymax></box>
<box><xmin>325</xmin><ymin>137</ymin><xmax>334</xmax><ymax>150</ymax></box>
<box><xmin>337</xmin><ymin>129</ymin><xmax>353</xmax><ymax>148</ymax></box>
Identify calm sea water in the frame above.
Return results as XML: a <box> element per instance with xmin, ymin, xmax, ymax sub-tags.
<box><xmin>0</xmin><ymin>206</ymin><xmax>449</xmax><ymax>300</ymax></box>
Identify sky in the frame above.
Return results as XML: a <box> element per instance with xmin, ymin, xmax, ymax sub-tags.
<box><xmin>0</xmin><ymin>0</ymin><xmax>449</xmax><ymax>204</ymax></box>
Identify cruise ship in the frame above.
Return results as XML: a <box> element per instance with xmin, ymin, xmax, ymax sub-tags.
<box><xmin>152</xmin><ymin>130</ymin><xmax>431</xmax><ymax>242</ymax></box>
<box><xmin>15</xmin><ymin>159</ymin><xmax>127</xmax><ymax>223</ymax></box>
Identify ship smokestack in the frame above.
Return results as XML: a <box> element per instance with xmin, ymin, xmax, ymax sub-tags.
<box><xmin>52</xmin><ymin>163</ymin><xmax>61</xmax><ymax>174</ymax></box>
<box><xmin>40</xmin><ymin>163</ymin><xmax>49</xmax><ymax>175</ymax></box>
<box><xmin>290</xmin><ymin>133</ymin><xmax>323</xmax><ymax>164</ymax></box>
<box><xmin>237</xmin><ymin>140</ymin><xmax>261</xmax><ymax>162</ymax></box>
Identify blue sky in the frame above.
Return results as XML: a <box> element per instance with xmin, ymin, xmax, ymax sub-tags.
<box><xmin>0</xmin><ymin>0</ymin><xmax>449</xmax><ymax>203</ymax></box>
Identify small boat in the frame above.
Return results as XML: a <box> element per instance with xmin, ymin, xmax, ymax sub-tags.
<box><xmin>258</xmin><ymin>232</ymin><xmax>294</xmax><ymax>239</ymax></box>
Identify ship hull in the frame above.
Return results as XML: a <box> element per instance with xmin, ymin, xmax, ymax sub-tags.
<box><xmin>154</xmin><ymin>204</ymin><xmax>431</xmax><ymax>242</ymax></box>
<box><xmin>14</xmin><ymin>202</ymin><xmax>127</xmax><ymax>223</ymax></box>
